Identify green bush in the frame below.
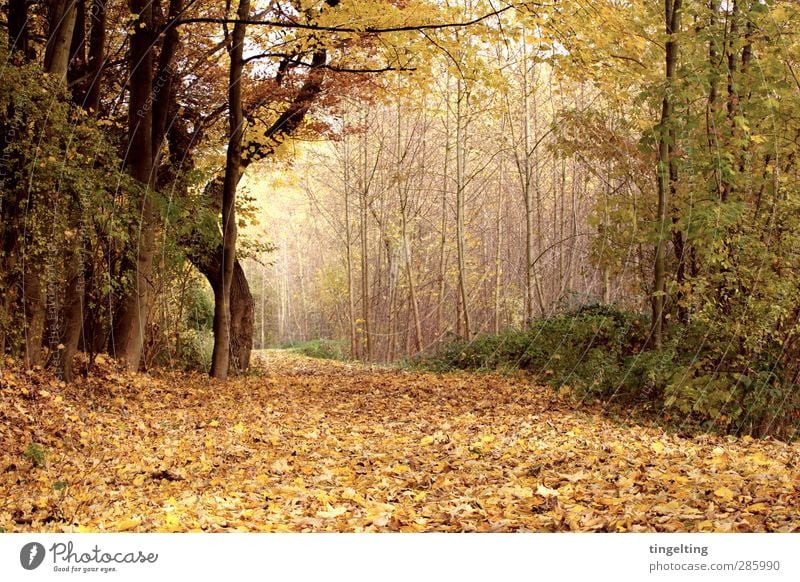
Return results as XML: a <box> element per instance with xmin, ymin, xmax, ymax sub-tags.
<box><xmin>175</xmin><ymin>328</ymin><xmax>214</xmax><ymax>371</ymax></box>
<box><xmin>664</xmin><ymin>367</ymin><xmax>800</xmax><ymax>438</ymax></box>
<box><xmin>416</xmin><ymin>305</ymin><xmax>799</xmax><ymax>439</ymax></box>
<box><xmin>186</xmin><ymin>286</ymin><xmax>214</xmax><ymax>332</ymax></box>
<box><xmin>417</xmin><ymin>304</ymin><xmax>647</xmax><ymax>382</ymax></box>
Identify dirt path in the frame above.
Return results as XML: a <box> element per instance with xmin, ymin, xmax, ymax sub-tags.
<box><xmin>1</xmin><ymin>351</ymin><xmax>798</xmax><ymax>532</ymax></box>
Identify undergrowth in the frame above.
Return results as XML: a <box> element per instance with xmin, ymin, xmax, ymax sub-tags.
<box><xmin>415</xmin><ymin>305</ymin><xmax>800</xmax><ymax>440</ymax></box>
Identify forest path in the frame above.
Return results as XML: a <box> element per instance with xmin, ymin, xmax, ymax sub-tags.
<box><xmin>1</xmin><ymin>351</ymin><xmax>798</xmax><ymax>532</ymax></box>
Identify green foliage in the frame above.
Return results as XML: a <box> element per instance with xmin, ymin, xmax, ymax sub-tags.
<box><xmin>146</xmin><ymin>276</ymin><xmax>215</xmax><ymax>371</ymax></box>
<box><xmin>174</xmin><ymin>329</ymin><xmax>215</xmax><ymax>371</ymax></box>
<box><xmin>186</xmin><ymin>285</ymin><xmax>215</xmax><ymax>332</ymax></box>
<box><xmin>418</xmin><ymin>304</ymin><xmax>646</xmax><ymax>378</ymax></box>
<box><xmin>549</xmin><ymin>1</ymin><xmax>800</xmax><ymax>439</ymax></box>
<box><xmin>419</xmin><ymin>306</ymin><xmax>799</xmax><ymax>440</ymax></box>
<box><xmin>282</xmin><ymin>339</ymin><xmax>348</xmax><ymax>360</ymax></box>
<box><xmin>23</xmin><ymin>443</ymin><xmax>46</xmax><ymax>468</ymax></box>
<box><xmin>664</xmin><ymin>365</ymin><xmax>800</xmax><ymax>439</ymax></box>
<box><xmin>173</xmin><ymin>282</ymin><xmax>215</xmax><ymax>370</ymax></box>
<box><xmin>0</xmin><ymin>48</ymin><xmax>137</xmax><ymax>357</ymax></box>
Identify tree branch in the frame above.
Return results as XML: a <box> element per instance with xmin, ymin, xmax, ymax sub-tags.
<box><xmin>243</xmin><ymin>51</ymin><xmax>414</xmax><ymax>72</ymax></box>
<box><xmin>172</xmin><ymin>4</ymin><xmax>515</xmax><ymax>34</ymax></box>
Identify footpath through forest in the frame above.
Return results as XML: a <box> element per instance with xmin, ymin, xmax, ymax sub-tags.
<box><xmin>1</xmin><ymin>352</ymin><xmax>798</xmax><ymax>532</ymax></box>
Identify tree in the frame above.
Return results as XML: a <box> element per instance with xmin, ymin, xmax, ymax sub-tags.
<box><xmin>210</xmin><ymin>0</ymin><xmax>250</xmax><ymax>380</ymax></box>
<box><xmin>651</xmin><ymin>0</ymin><xmax>683</xmax><ymax>349</ymax></box>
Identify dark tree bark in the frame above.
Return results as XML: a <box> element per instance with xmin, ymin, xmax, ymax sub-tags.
<box><xmin>67</xmin><ymin>0</ymin><xmax>87</xmax><ymax>94</ymax></box>
<box><xmin>210</xmin><ymin>0</ymin><xmax>250</xmax><ymax>379</ymax></box>
<box><xmin>7</xmin><ymin>0</ymin><xmax>34</xmax><ymax>60</ymax></box>
<box><xmin>113</xmin><ymin>0</ymin><xmax>183</xmax><ymax>371</ymax></box>
<box><xmin>188</xmin><ymin>244</ymin><xmax>254</xmax><ymax>372</ymax></box>
<box><xmin>58</xmin><ymin>0</ymin><xmax>108</xmax><ymax>381</ymax></box>
<box><xmin>60</xmin><ymin>204</ymin><xmax>85</xmax><ymax>382</ymax></box>
<box><xmin>152</xmin><ymin>0</ymin><xmax>182</xmax><ymax>158</ymax></box>
<box><xmin>85</xmin><ymin>0</ymin><xmax>106</xmax><ymax>112</ymax></box>
<box><xmin>44</xmin><ymin>0</ymin><xmax>79</xmax><ymax>82</ymax></box>
<box><xmin>113</xmin><ymin>0</ymin><xmax>156</xmax><ymax>370</ymax></box>
<box><xmin>651</xmin><ymin>0</ymin><xmax>682</xmax><ymax>349</ymax></box>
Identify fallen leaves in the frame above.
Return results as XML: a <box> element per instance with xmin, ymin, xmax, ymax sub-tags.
<box><xmin>713</xmin><ymin>486</ymin><xmax>736</xmax><ymax>502</ymax></box>
<box><xmin>0</xmin><ymin>351</ymin><xmax>799</xmax><ymax>532</ymax></box>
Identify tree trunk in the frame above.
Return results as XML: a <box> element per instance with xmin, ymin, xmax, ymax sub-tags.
<box><xmin>8</xmin><ymin>0</ymin><xmax>33</xmax><ymax>60</ymax></box>
<box><xmin>61</xmin><ymin>225</ymin><xmax>85</xmax><ymax>382</ymax></box>
<box><xmin>67</xmin><ymin>0</ymin><xmax>86</xmax><ymax>95</ymax></box>
<box><xmin>493</xmin><ymin>160</ymin><xmax>503</xmax><ymax>335</ymax></box>
<box><xmin>44</xmin><ymin>0</ymin><xmax>79</xmax><ymax>83</ymax></box>
<box><xmin>436</xmin><ymin>74</ymin><xmax>450</xmax><ymax>341</ymax></box>
<box><xmin>396</xmin><ymin>102</ymin><xmax>423</xmax><ymax>355</ymax></box>
<box><xmin>184</xmin><ymin>234</ymin><xmax>254</xmax><ymax>372</ymax></box>
<box><xmin>359</xmin><ymin>108</ymin><xmax>372</xmax><ymax>360</ymax></box>
<box><xmin>343</xmin><ymin>136</ymin><xmax>358</xmax><ymax>358</ymax></box>
<box><xmin>85</xmin><ymin>0</ymin><xmax>106</xmax><ymax>112</ymax></box>
<box><xmin>651</xmin><ymin>0</ymin><xmax>683</xmax><ymax>349</ymax></box>
<box><xmin>455</xmin><ymin>77</ymin><xmax>471</xmax><ymax>340</ymax></box>
<box><xmin>113</xmin><ymin>0</ymin><xmax>155</xmax><ymax>371</ymax></box>
<box><xmin>23</xmin><ymin>270</ymin><xmax>46</xmax><ymax>368</ymax></box>
<box><xmin>210</xmin><ymin>0</ymin><xmax>249</xmax><ymax>380</ymax></box>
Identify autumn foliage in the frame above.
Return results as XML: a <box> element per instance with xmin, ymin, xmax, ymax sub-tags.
<box><xmin>1</xmin><ymin>353</ymin><xmax>798</xmax><ymax>532</ymax></box>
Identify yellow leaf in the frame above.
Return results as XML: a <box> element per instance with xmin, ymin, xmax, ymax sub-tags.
<box><xmin>697</xmin><ymin>520</ymin><xmax>715</xmax><ymax>532</ymax></box>
<box><xmin>536</xmin><ymin>484</ymin><xmax>560</xmax><ymax>498</ymax></box>
<box><xmin>208</xmin><ymin>420</ymin><xmax>220</xmax><ymax>427</ymax></box>
<box><xmin>316</xmin><ymin>504</ymin><xmax>348</xmax><ymax>518</ymax></box>
<box><xmin>713</xmin><ymin>486</ymin><xmax>735</xmax><ymax>502</ymax></box>
<box><xmin>341</xmin><ymin>487</ymin><xmax>366</xmax><ymax>506</ymax></box>
<box><xmin>115</xmin><ymin>518</ymin><xmax>141</xmax><ymax>532</ymax></box>
<box><xmin>270</xmin><ymin>458</ymin><xmax>291</xmax><ymax>475</ymax></box>
<box><xmin>651</xmin><ymin>441</ymin><xmax>665</xmax><ymax>454</ymax></box>
<box><xmin>164</xmin><ymin>513</ymin><xmax>181</xmax><ymax>531</ymax></box>
<box><xmin>419</xmin><ymin>435</ymin><xmax>434</xmax><ymax>446</ymax></box>
<box><xmin>510</xmin><ymin>486</ymin><xmax>533</xmax><ymax>499</ymax></box>
<box><xmin>560</xmin><ymin>470</ymin><xmax>588</xmax><ymax>483</ymax></box>
<box><xmin>391</xmin><ymin>464</ymin><xmax>411</xmax><ymax>474</ymax></box>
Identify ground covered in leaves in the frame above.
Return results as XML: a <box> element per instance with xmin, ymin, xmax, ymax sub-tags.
<box><xmin>1</xmin><ymin>351</ymin><xmax>798</xmax><ymax>532</ymax></box>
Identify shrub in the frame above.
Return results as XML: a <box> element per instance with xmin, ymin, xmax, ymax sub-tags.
<box><xmin>416</xmin><ymin>305</ymin><xmax>799</xmax><ymax>439</ymax></box>
<box><xmin>664</xmin><ymin>366</ymin><xmax>800</xmax><ymax>438</ymax></box>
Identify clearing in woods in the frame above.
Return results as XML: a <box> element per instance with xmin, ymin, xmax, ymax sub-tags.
<box><xmin>1</xmin><ymin>351</ymin><xmax>798</xmax><ymax>532</ymax></box>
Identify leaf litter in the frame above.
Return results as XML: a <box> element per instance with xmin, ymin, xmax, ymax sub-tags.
<box><xmin>1</xmin><ymin>352</ymin><xmax>798</xmax><ymax>532</ymax></box>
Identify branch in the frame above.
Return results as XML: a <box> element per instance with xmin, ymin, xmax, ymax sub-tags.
<box><xmin>172</xmin><ymin>4</ymin><xmax>516</xmax><ymax>34</ymax></box>
<box><xmin>241</xmin><ymin>49</ymin><xmax>329</xmax><ymax>166</ymax></box>
<box><xmin>609</xmin><ymin>53</ymin><xmax>646</xmax><ymax>69</ymax></box>
<box><xmin>243</xmin><ymin>51</ymin><xmax>414</xmax><ymax>73</ymax></box>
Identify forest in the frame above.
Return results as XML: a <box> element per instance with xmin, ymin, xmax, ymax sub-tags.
<box><xmin>1</xmin><ymin>0</ymin><xmax>799</xmax><ymax>533</ymax></box>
